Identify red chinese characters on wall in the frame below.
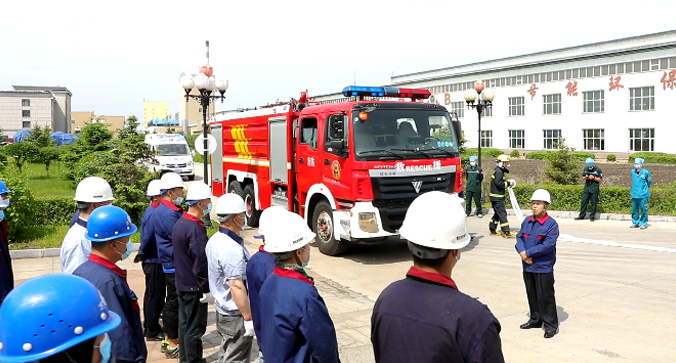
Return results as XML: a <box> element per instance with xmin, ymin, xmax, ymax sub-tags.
<box><xmin>609</xmin><ymin>76</ymin><xmax>624</xmax><ymax>91</ymax></box>
<box><xmin>661</xmin><ymin>69</ymin><xmax>676</xmax><ymax>90</ymax></box>
<box><xmin>565</xmin><ymin>81</ymin><xmax>578</xmax><ymax>96</ymax></box>
<box><xmin>527</xmin><ymin>84</ymin><xmax>538</xmax><ymax>100</ymax></box>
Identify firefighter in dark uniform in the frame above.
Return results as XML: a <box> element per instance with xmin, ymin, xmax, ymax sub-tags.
<box><xmin>465</xmin><ymin>155</ymin><xmax>484</xmax><ymax>217</ymax></box>
<box><xmin>489</xmin><ymin>154</ymin><xmax>515</xmax><ymax>238</ymax></box>
<box><xmin>575</xmin><ymin>157</ymin><xmax>603</xmax><ymax>222</ymax></box>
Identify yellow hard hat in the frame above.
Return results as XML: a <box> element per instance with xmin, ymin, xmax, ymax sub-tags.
<box><xmin>496</xmin><ymin>154</ymin><xmax>510</xmax><ymax>162</ymax></box>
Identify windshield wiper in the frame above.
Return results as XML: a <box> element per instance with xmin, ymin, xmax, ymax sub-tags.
<box><xmin>391</xmin><ymin>148</ymin><xmax>432</xmax><ymax>158</ymax></box>
<box><xmin>357</xmin><ymin>149</ymin><xmax>405</xmax><ymax>158</ymax></box>
<box><xmin>421</xmin><ymin>145</ymin><xmax>457</xmax><ymax>157</ymax></box>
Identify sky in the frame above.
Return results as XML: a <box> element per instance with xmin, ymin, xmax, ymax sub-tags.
<box><xmin>2</xmin><ymin>0</ymin><xmax>675</xmax><ymax>124</ymax></box>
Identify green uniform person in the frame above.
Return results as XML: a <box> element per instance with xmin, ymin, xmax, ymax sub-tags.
<box><xmin>575</xmin><ymin>157</ymin><xmax>603</xmax><ymax>221</ymax></box>
<box><xmin>465</xmin><ymin>155</ymin><xmax>484</xmax><ymax>217</ymax></box>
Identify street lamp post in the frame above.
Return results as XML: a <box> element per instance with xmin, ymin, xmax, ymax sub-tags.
<box><xmin>464</xmin><ymin>80</ymin><xmax>495</xmax><ymax>168</ymax></box>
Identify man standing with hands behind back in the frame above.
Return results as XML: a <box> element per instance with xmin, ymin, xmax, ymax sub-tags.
<box><xmin>465</xmin><ymin>155</ymin><xmax>484</xmax><ymax>218</ymax></box>
<box><xmin>575</xmin><ymin>157</ymin><xmax>603</xmax><ymax>222</ymax></box>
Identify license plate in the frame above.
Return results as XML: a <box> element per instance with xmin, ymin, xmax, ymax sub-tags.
<box><xmin>174</xmin><ymin>169</ymin><xmax>181</xmax><ymax>173</ymax></box>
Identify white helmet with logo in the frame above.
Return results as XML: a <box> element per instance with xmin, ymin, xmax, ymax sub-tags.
<box><xmin>160</xmin><ymin>172</ymin><xmax>185</xmax><ymax>191</ymax></box>
<box><xmin>263</xmin><ymin>211</ymin><xmax>316</xmax><ymax>253</ymax></box>
<box><xmin>531</xmin><ymin>189</ymin><xmax>551</xmax><ymax>204</ymax></box>
<box><xmin>73</xmin><ymin>177</ymin><xmax>115</xmax><ymax>203</ymax></box>
<box><xmin>257</xmin><ymin>206</ymin><xmax>289</xmax><ymax>238</ymax></box>
<box><xmin>399</xmin><ymin>191</ymin><xmax>471</xmax><ymax>250</ymax></box>
<box><xmin>186</xmin><ymin>182</ymin><xmax>214</xmax><ymax>202</ymax></box>
<box><xmin>215</xmin><ymin>193</ymin><xmax>246</xmax><ymax>215</ymax></box>
<box><xmin>146</xmin><ymin>179</ymin><xmax>162</xmax><ymax>197</ymax></box>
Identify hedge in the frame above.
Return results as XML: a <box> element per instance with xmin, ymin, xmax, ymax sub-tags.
<box><xmin>33</xmin><ymin>196</ymin><xmax>77</xmax><ymax>226</ymax></box>
<box><xmin>525</xmin><ymin>151</ymin><xmax>595</xmax><ymax>162</ymax></box>
<box><xmin>628</xmin><ymin>152</ymin><xmax>676</xmax><ymax>164</ymax></box>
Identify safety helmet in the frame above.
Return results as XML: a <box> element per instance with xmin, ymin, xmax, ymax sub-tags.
<box><xmin>85</xmin><ymin>205</ymin><xmax>138</xmax><ymax>242</ymax></box>
<box><xmin>399</xmin><ymin>191</ymin><xmax>471</xmax><ymax>250</ymax></box>
<box><xmin>0</xmin><ymin>274</ymin><xmax>121</xmax><ymax>363</ymax></box>
<box><xmin>496</xmin><ymin>154</ymin><xmax>510</xmax><ymax>163</ymax></box>
<box><xmin>215</xmin><ymin>193</ymin><xmax>246</xmax><ymax>215</ymax></box>
<box><xmin>73</xmin><ymin>176</ymin><xmax>115</xmax><ymax>203</ymax></box>
<box><xmin>0</xmin><ymin>181</ymin><xmax>9</xmax><ymax>195</ymax></box>
<box><xmin>263</xmin><ymin>211</ymin><xmax>316</xmax><ymax>253</ymax></box>
<box><xmin>146</xmin><ymin>179</ymin><xmax>162</xmax><ymax>197</ymax></box>
<box><xmin>186</xmin><ymin>182</ymin><xmax>214</xmax><ymax>202</ymax></box>
<box><xmin>531</xmin><ymin>189</ymin><xmax>551</xmax><ymax>204</ymax></box>
<box><xmin>469</xmin><ymin>155</ymin><xmax>478</xmax><ymax>162</ymax></box>
<box><xmin>257</xmin><ymin>206</ymin><xmax>289</xmax><ymax>237</ymax></box>
<box><xmin>634</xmin><ymin>157</ymin><xmax>645</xmax><ymax>165</ymax></box>
<box><xmin>585</xmin><ymin>157</ymin><xmax>595</xmax><ymax>167</ymax></box>
<box><xmin>160</xmin><ymin>172</ymin><xmax>185</xmax><ymax>191</ymax></box>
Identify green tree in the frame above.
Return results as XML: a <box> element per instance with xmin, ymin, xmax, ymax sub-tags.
<box><xmin>33</xmin><ymin>146</ymin><xmax>60</xmax><ymax>174</ymax></box>
<box><xmin>27</xmin><ymin>125</ymin><xmax>55</xmax><ymax>147</ymax></box>
<box><xmin>544</xmin><ymin>139</ymin><xmax>578</xmax><ymax>185</ymax></box>
<box><xmin>5</xmin><ymin>142</ymin><xmax>39</xmax><ymax>173</ymax></box>
<box><xmin>76</xmin><ymin>122</ymin><xmax>113</xmax><ymax>152</ymax></box>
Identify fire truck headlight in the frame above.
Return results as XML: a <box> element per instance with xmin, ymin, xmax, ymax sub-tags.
<box><xmin>358</xmin><ymin>212</ymin><xmax>379</xmax><ymax>233</ymax></box>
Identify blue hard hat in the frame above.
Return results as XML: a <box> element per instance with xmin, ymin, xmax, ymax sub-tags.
<box><xmin>0</xmin><ymin>181</ymin><xmax>9</xmax><ymax>195</ymax></box>
<box><xmin>585</xmin><ymin>157</ymin><xmax>594</xmax><ymax>166</ymax></box>
<box><xmin>469</xmin><ymin>156</ymin><xmax>478</xmax><ymax>162</ymax></box>
<box><xmin>0</xmin><ymin>274</ymin><xmax>121</xmax><ymax>362</ymax></box>
<box><xmin>85</xmin><ymin>205</ymin><xmax>138</xmax><ymax>242</ymax></box>
<box><xmin>635</xmin><ymin>157</ymin><xmax>645</xmax><ymax>165</ymax></box>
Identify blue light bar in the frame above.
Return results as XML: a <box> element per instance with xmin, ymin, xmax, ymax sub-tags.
<box><xmin>342</xmin><ymin>86</ymin><xmax>431</xmax><ymax>100</ymax></box>
<box><xmin>342</xmin><ymin>86</ymin><xmax>385</xmax><ymax>97</ymax></box>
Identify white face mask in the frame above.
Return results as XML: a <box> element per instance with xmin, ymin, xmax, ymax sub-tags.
<box><xmin>469</xmin><ymin>161</ymin><xmax>476</xmax><ymax>167</ymax></box>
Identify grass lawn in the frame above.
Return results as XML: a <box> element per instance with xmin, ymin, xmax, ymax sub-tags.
<box><xmin>5</xmin><ymin>162</ymin><xmax>74</xmax><ymax>197</ymax></box>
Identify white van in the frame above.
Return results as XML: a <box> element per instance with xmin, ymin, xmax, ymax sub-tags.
<box><xmin>144</xmin><ymin>134</ymin><xmax>195</xmax><ymax>180</ymax></box>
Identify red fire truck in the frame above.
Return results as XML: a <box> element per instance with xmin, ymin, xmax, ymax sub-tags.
<box><xmin>209</xmin><ymin>86</ymin><xmax>464</xmax><ymax>255</ymax></box>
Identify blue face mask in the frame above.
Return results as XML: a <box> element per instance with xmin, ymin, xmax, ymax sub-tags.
<box><xmin>203</xmin><ymin>203</ymin><xmax>213</xmax><ymax>215</ymax></box>
<box><xmin>634</xmin><ymin>164</ymin><xmax>641</xmax><ymax>170</ymax></box>
<box><xmin>0</xmin><ymin>198</ymin><xmax>9</xmax><ymax>208</ymax></box>
<box><xmin>99</xmin><ymin>333</ymin><xmax>112</xmax><ymax>363</ymax></box>
<box><xmin>300</xmin><ymin>249</ymin><xmax>311</xmax><ymax>268</ymax></box>
<box><xmin>116</xmin><ymin>240</ymin><xmax>133</xmax><ymax>260</ymax></box>
<box><xmin>173</xmin><ymin>196</ymin><xmax>184</xmax><ymax>206</ymax></box>
<box><xmin>0</xmin><ymin>210</ymin><xmax>4</xmax><ymax>223</ymax></box>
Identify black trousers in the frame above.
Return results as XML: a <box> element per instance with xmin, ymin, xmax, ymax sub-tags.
<box><xmin>163</xmin><ymin>273</ymin><xmax>179</xmax><ymax>340</ymax></box>
<box><xmin>489</xmin><ymin>198</ymin><xmax>510</xmax><ymax>232</ymax></box>
<box><xmin>578</xmin><ymin>191</ymin><xmax>599</xmax><ymax>219</ymax></box>
<box><xmin>142</xmin><ymin>262</ymin><xmax>166</xmax><ymax>336</ymax></box>
<box><xmin>523</xmin><ymin>271</ymin><xmax>559</xmax><ymax>333</ymax></box>
<box><xmin>178</xmin><ymin>291</ymin><xmax>208</xmax><ymax>363</ymax></box>
<box><xmin>465</xmin><ymin>190</ymin><xmax>482</xmax><ymax>216</ymax></box>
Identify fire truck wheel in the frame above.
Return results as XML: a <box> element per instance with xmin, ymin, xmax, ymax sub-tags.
<box><xmin>243</xmin><ymin>185</ymin><xmax>261</xmax><ymax>227</ymax></box>
<box><xmin>229</xmin><ymin>181</ymin><xmax>244</xmax><ymax>197</ymax></box>
<box><xmin>312</xmin><ymin>200</ymin><xmax>349</xmax><ymax>256</ymax></box>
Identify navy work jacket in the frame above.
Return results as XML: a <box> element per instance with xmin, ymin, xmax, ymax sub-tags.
<box><xmin>153</xmin><ymin>199</ymin><xmax>183</xmax><ymax>272</ymax></box>
<box><xmin>172</xmin><ymin>213</ymin><xmax>209</xmax><ymax>293</ymax></box>
<box><xmin>245</xmin><ymin>246</ymin><xmax>276</xmax><ymax>348</ymax></box>
<box><xmin>515</xmin><ymin>213</ymin><xmax>559</xmax><ymax>273</ymax></box>
<box><xmin>138</xmin><ymin>202</ymin><xmax>160</xmax><ymax>263</ymax></box>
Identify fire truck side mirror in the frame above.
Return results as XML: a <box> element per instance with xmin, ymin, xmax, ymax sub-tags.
<box><xmin>329</xmin><ymin>140</ymin><xmax>345</xmax><ymax>151</ymax></box>
<box><xmin>329</xmin><ymin>116</ymin><xmax>344</xmax><ymax>139</ymax></box>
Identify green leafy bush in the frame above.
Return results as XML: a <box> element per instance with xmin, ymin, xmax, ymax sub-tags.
<box><xmin>33</xmin><ymin>196</ymin><xmax>77</xmax><ymax>226</ymax></box>
<box><xmin>461</xmin><ymin>148</ymin><xmax>504</xmax><ymax>163</ymax></box>
<box><xmin>607</xmin><ymin>154</ymin><xmax>616</xmax><ymax>162</ymax></box>
<box><xmin>526</xmin><ymin>150</ymin><xmax>595</xmax><ymax>162</ymax></box>
<box><xmin>628</xmin><ymin>152</ymin><xmax>676</xmax><ymax>164</ymax></box>
<box><xmin>510</xmin><ymin>150</ymin><xmax>521</xmax><ymax>158</ymax></box>
<box><xmin>0</xmin><ymin>175</ymin><xmax>36</xmax><ymax>242</ymax></box>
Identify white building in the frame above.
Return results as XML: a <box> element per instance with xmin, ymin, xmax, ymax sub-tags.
<box><xmin>316</xmin><ymin>30</ymin><xmax>676</xmax><ymax>155</ymax></box>
<box><xmin>0</xmin><ymin>85</ymin><xmax>72</xmax><ymax>138</ymax></box>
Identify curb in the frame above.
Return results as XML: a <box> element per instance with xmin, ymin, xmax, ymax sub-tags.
<box><xmin>10</xmin><ymin>243</ymin><xmax>140</xmax><ymax>260</ymax></box>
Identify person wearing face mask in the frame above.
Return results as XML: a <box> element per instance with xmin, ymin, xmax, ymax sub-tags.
<box><xmin>206</xmin><ymin>193</ymin><xmax>254</xmax><ymax>363</ymax></box>
<box><xmin>630</xmin><ymin>157</ymin><xmax>652</xmax><ymax>229</ymax></box>
<box><xmin>489</xmin><ymin>154</ymin><xmax>515</xmax><ymax>238</ymax></box>
<box><xmin>60</xmin><ymin>176</ymin><xmax>116</xmax><ymax>274</ymax></box>
<box><xmin>465</xmin><ymin>155</ymin><xmax>484</xmax><ymax>218</ymax></box>
<box><xmin>172</xmin><ymin>182</ymin><xmax>213</xmax><ymax>363</ymax></box>
<box><xmin>515</xmin><ymin>189</ymin><xmax>560</xmax><ymax>339</ymax></box>
<box><xmin>575</xmin><ymin>157</ymin><xmax>603</xmax><ymax>222</ymax></box>
<box><xmin>372</xmin><ymin>191</ymin><xmax>504</xmax><ymax>363</ymax></box>
<box><xmin>73</xmin><ymin>205</ymin><xmax>147</xmax><ymax>362</ymax></box>
<box><xmin>0</xmin><ymin>180</ymin><xmax>13</xmax><ymax>305</ymax></box>
<box><xmin>152</xmin><ymin>172</ymin><xmax>185</xmax><ymax>357</ymax></box>
<box><xmin>0</xmin><ymin>274</ymin><xmax>121</xmax><ymax>363</ymax></box>
<box><xmin>259</xmin><ymin>211</ymin><xmax>339</xmax><ymax>363</ymax></box>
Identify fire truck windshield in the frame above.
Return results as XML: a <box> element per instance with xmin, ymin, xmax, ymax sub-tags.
<box><xmin>352</xmin><ymin>108</ymin><xmax>459</xmax><ymax>160</ymax></box>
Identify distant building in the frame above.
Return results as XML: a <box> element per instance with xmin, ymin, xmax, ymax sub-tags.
<box><xmin>71</xmin><ymin>111</ymin><xmax>125</xmax><ymax>133</ymax></box>
<box><xmin>178</xmin><ymin>73</ymin><xmax>217</xmax><ymax>135</ymax></box>
<box><xmin>0</xmin><ymin>85</ymin><xmax>72</xmax><ymax>138</ymax></box>
<box><xmin>143</xmin><ymin>101</ymin><xmax>170</xmax><ymax>129</ymax></box>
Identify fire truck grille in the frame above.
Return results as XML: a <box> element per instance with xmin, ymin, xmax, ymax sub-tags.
<box><xmin>371</xmin><ymin>173</ymin><xmax>455</xmax><ymax>233</ymax></box>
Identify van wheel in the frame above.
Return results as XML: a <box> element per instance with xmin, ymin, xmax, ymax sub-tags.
<box><xmin>312</xmin><ymin>200</ymin><xmax>349</xmax><ymax>256</ymax></box>
<box><xmin>243</xmin><ymin>185</ymin><xmax>261</xmax><ymax>227</ymax></box>
<box><xmin>187</xmin><ymin>175</ymin><xmax>195</xmax><ymax>181</ymax></box>
<box><xmin>229</xmin><ymin>181</ymin><xmax>243</xmax><ymax>197</ymax></box>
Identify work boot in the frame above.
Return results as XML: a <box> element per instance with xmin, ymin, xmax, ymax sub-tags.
<box><xmin>501</xmin><ymin>231</ymin><xmax>515</xmax><ymax>239</ymax></box>
<box><xmin>488</xmin><ymin>230</ymin><xmax>501</xmax><ymax>236</ymax></box>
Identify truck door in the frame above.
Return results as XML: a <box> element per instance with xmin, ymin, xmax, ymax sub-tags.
<box><xmin>322</xmin><ymin>114</ymin><xmax>352</xmax><ymax>200</ymax></box>
<box><xmin>294</xmin><ymin>116</ymin><xmax>322</xmax><ymax>216</ymax></box>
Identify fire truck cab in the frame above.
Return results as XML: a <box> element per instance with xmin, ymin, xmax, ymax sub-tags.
<box><xmin>209</xmin><ymin>86</ymin><xmax>464</xmax><ymax>255</ymax></box>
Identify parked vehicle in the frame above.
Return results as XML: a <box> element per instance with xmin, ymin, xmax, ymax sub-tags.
<box><xmin>143</xmin><ymin>134</ymin><xmax>195</xmax><ymax>180</ymax></box>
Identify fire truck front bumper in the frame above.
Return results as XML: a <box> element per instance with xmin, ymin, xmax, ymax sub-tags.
<box><xmin>334</xmin><ymin>202</ymin><xmax>396</xmax><ymax>242</ymax></box>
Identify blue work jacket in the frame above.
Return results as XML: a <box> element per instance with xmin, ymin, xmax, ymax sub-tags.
<box><xmin>515</xmin><ymin>213</ymin><xmax>559</xmax><ymax>273</ymax></box>
<box><xmin>172</xmin><ymin>213</ymin><xmax>209</xmax><ymax>293</ymax></box>
<box><xmin>260</xmin><ymin>267</ymin><xmax>340</xmax><ymax>363</ymax></box>
<box><xmin>73</xmin><ymin>255</ymin><xmax>146</xmax><ymax>363</ymax></box>
<box><xmin>372</xmin><ymin>267</ymin><xmax>504</xmax><ymax>363</ymax></box>
<box><xmin>630</xmin><ymin>168</ymin><xmax>652</xmax><ymax>199</ymax></box>
<box><xmin>0</xmin><ymin>219</ymin><xmax>13</xmax><ymax>304</ymax></box>
<box><xmin>245</xmin><ymin>246</ymin><xmax>276</xmax><ymax>348</ymax></box>
<box><xmin>138</xmin><ymin>203</ymin><xmax>159</xmax><ymax>264</ymax></box>
<box><xmin>152</xmin><ymin>199</ymin><xmax>183</xmax><ymax>272</ymax></box>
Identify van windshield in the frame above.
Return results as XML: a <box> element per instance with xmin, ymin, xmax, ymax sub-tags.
<box><xmin>158</xmin><ymin>144</ymin><xmax>190</xmax><ymax>156</ymax></box>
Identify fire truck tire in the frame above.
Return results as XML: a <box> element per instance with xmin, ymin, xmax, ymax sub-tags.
<box><xmin>243</xmin><ymin>185</ymin><xmax>261</xmax><ymax>227</ymax></box>
<box><xmin>312</xmin><ymin>200</ymin><xmax>349</xmax><ymax>256</ymax></box>
<box><xmin>229</xmin><ymin>181</ymin><xmax>244</xmax><ymax>197</ymax></box>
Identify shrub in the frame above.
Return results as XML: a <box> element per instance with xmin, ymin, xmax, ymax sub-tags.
<box><xmin>628</xmin><ymin>152</ymin><xmax>676</xmax><ymax>164</ymax></box>
<box><xmin>510</xmin><ymin>150</ymin><xmax>521</xmax><ymax>158</ymax></box>
<box><xmin>462</xmin><ymin>148</ymin><xmax>504</xmax><ymax>163</ymax></box>
<box><xmin>33</xmin><ymin>196</ymin><xmax>77</xmax><ymax>226</ymax></box>
<box><xmin>526</xmin><ymin>150</ymin><xmax>594</xmax><ymax>162</ymax></box>
<box><xmin>0</xmin><ymin>175</ymin><xmax>36</xmax><ymax>242</ymax></box>
<box><xmin>525</xmin><ymin>151</ymin><xmax>549</xmax><ymax>160</ymax></box>
<box><xmin>607</xmin><ymin>154</ymin><xmax>617</xmax><ymax>162</ymax></box>
<box><xmin>544</xmin><ymin>140</ymin><xmax>578</xmax><ymax>185</ymax></box>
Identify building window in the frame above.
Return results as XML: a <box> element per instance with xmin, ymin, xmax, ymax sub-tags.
<box><xmin>508</xmin><ymin>130</ymin><xmax>525</xmax><ymax>149</ymax></box>
<box><xmin>508</xmin><ymin>97</ymin><xmax>524</xmax><ymax>116</ymax></box>
<box><xmin>543</xmin><ymin>94</ymin><xmax>561</xmax><ymax>115</ymax></box>
<box><xmin>583</xmin><ymin>91</ymin><xmax>604</xmax><ymax>113</ymax></box>
<box><xmin>629</xmin><ymin>128</ymin><xmax>654</xmax><ymax>152</ymax></box>
<box><xmin>21</xmin><ymin>99</ymin><xmax>30</xmax><ymax>107</ymax></box>
<box><xmin>481</xmin><ymin>107</ymin><xmax>492</xmax><ymax>117</ymax></box>
<box><xmin>480</xmin><ymin>130</ymin><xmax>492</xmax><ymax>148</ymax></box>
<box><xmin>629</xmin><ymin>86</ymin><xmax>654</xmax><ymax>111</ymax></box>
<box><xmin>22</xmin><ymin>121</ymin><xmax>31</xmax><ymax>128</ymax></box>
<box><xmin>451</xmin><ymin>102</ymin><xmax>464</xmax><ymax>118</ymax></box>
<box><xmin>22</xmin><ymin>110</ymin><xmax>30</xmax><ymax>117</ymax></box>
<box><xmin>583</xmin><ymin>129</ymin><xmax>605</xmax><ymax>151</ymax></box>
<box><xmin>543</xmin><ymin>129</ymin><xmax>562</xmax><ymax>150</ymax></box>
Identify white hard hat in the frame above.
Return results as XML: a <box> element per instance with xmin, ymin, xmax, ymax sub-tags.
<box><xmin>146</xmin><ymin>179</ymin><xmax>162</xmax><ymax>197</ymax></box>
<box><xmin>73</xmin><ymin>177</ymin><xmax>115</xmax><ymax>203</ymax></box>
<box><xmin>258</xmin><ymin>206</ymin><xmax>289</xmax><ymax>237</ymax></box>
<box><xmin>399</xmin><ymin>191</ymin><xmax>471</xmax><ymax>250</ymax></box>
<box><xmin>186</xmin><ymin>182</ymin><xmax>214</xmax><ymax>202</ymax></box>
<box><xmin>215</xmin><ymin>193</ymin><xmax>246</xmax><ymax>215</ymax></box>
<box><xmin>160</xmin><ymin>172</ymin><xmax>185</xmax><ymax>191</ymax></box>
<box><xmin>263</xmin><ymin>211</ymin><xmax>316</xmax><ymax>253</ymax></box>
<box><xmin>531</xmin><ymin>189</ymin><xmax>551</xmax><ymax>204</ymax></box>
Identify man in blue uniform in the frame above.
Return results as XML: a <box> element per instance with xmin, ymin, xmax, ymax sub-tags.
<box><xmin>489</xmin><ymin>154</ymin><xmax>516</xmax><ymax>238</ymax></box>
<box><xmin>575</xmin><ymin>157</ymin><xmax>603</xmax><ymax>221</ymax></box>
<box><xmin>73</xmin><ymin>205</ymin><xmax>147</xmax><ymax>362</ymax></box>
<box><xmin>259</xmin><ymin>211</ymin><xmax>340</xmax><ymax>363</ymax></box>
<box><xmin>134</xmin><ymin>179</ymin><xmax>165</xmax><ymax>341</ymax></box>
<box><xmin>465</xmin><ymin>155</ymin><xmax>484</xmax><ymax>217</ymax></box>
<box><xmin>173</xmin><ymin>182</ymin><xmax>213</xmax><ymax>363</ymax></box>
<box><xmin>515</xmin><ymin>189</ymin><xmax>560</xmax><ymax>338</ymax></box>
<box><xmin>630</xmin><ymin>157</ymin><xmax>652</xmax><ymax>229</ymax></box>
<box><xmin>372</xmin><ymin>191</ymin><xmax>504</xmax><ymax>362</ymax></box>
<box><xmin>0</xmin><ymin>180</ymin><xmax>13</xmax><ymax>305</ymax></box>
